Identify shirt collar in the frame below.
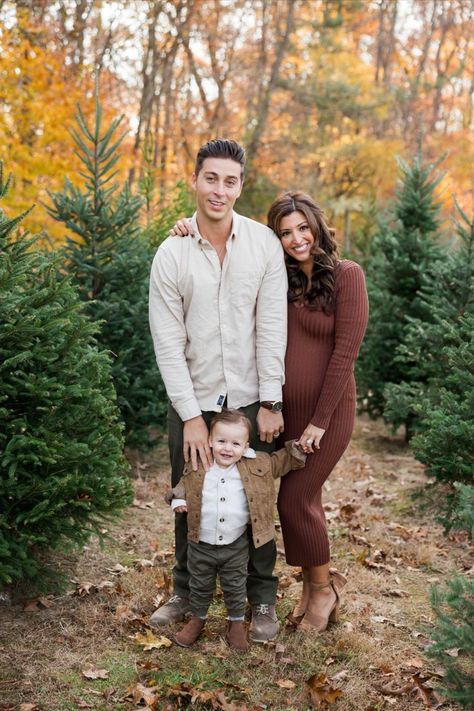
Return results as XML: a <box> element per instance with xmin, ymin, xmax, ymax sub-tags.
<box><xmin>242</xmin><ymin>447</ymin><xmax>256</xmax><ymax>459</ymax></box>
<box><xmin>191</xmin><ymin>211</ymin><xmax>239</xmax><ymax>243</ymax></box>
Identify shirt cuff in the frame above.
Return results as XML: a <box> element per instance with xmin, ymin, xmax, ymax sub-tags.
<box><xmin>171</xmin><ymin>498</ymin><xmax>187</xmax><ymax>511</ymax></box>
<box><xmin>172</xmin><ymin>396</ymin><xmax>202</xmax><ymax>422</ymax></box>
<box><xmin>259</xmin><ymin>379</ymin><xmax>283</xmax><ymax>402</ymax></box>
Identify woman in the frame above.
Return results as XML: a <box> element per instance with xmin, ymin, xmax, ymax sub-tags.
<box><xmin>267</xmin><ymin>191</ymin><xmax>368</xmax><ymax>632</ymax></box>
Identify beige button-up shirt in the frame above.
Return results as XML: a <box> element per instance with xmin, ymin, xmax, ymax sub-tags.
<box><xmin>149</xmin><ymin>211</ymin><xmax>287</xmax><ymax>421</ymax></box>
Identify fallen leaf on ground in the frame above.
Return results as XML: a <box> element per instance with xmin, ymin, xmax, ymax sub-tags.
<box><xmin>406</xmin><ymin>657</ymin><xmax>424</xmax><ymax>669</ymax></box>
<box><xmin>276</xmin><ymin>679</ymin><xmax>296</xmax><ymax>689</ymax></box>
<box><xmin>134</xmin><ymin>629</ymin><xmax>172</xmax><ymax>650</ymax></box>
<box><xmin>370</xmin><ymin>615</ymin><xmax>404</xmax><ymax>629</ymax></box>
<box><xmin>108</xmin><ymin>563</ymin><xmax>129</xmax><ymax>575</ymax></box>
<box><xmin>383</xmin><ymin>588</ymin><xmax>409</xmax><ymax>598</ymax></box>
<box><xmin>135</xmin><ymin>558</ymin><xmax>155</xmax><ymax>569</ymax></box>
<box><xmin>125</xmin><ymin>682</ymin><xmax>158</xmax><ymax>706</ymax></box>
<box><xmin>275</xmin><ymin>643</ymin><xmax>286</xmax><ymax>658</ymax></box>
<box><xmin>363</xmin><ymin>557</ymin><xmax>395</xmax><ymax>573</ymax></box>
<box><xmin>152</xmin><ymin>593</ymin><xmax>164</xmax><ymax>608</ymax></box>
<box><xmin>97</xmin><ymin>580</ymin><xmax>116</xmax><ymax>591</ymax></box>
<box><xmin>445</xmin><ymin>647</ymin><xmax>460</xmax><ymax>657</ymax></box>
<box><xmin>306</xmin><ymin>673</ymin><xmax>343</xmax><ymax>707</ymax></box>
<box><xmin>19</xmin><ymin>705</ymin><xmax>40</xmax><ymax>711</ymax></box>
<box><xmin>331</xmin><ymin>670</ymin><xmax>349</xmax><ymax>682</ymax></box>
<box><xmin>82</xmin><ymin>666</ymin><xmax>109</xmax><ymax>680</ymax></box>
<box><xmin>115</xmin><ymin>604</ymin><xmax>141</xmax><ymax>622</ymax></box>
<box><xmin>412</xmin><ymin>672</ymin><xmax>444</xmax><ymax>708</ymax></box>
<box><xmin>339</xmin><ymin>503</ymin><xmax>359</xmax><ymax>520</ymax></box>
<box><xmin>139</xmin><ymin>660</ymin><xmax>162</xmax><ymax>671</ymax></box>
<box><xmin>76</xmin><ymin>701</ymin><xmax>93</xmax><ymax>708</ymax></box>
<box><xmin>132</xmin><ymin>498</ymin><xmax>155</xmax><ymax>509</ymax></box>
<box><xmin>23</xmin><ymin>597</ymin><xmax>54</xmax><ymax>612</ymax></box>
<box><xmin>71</xmin><ymin>581</ymin><xmax>97</xmax><ymax>596</ymax></box>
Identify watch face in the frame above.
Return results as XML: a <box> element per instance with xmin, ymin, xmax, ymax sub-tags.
<box><xmin>272</xmin><ymin>401</ymin><xmax>283</xmax><ymax>413</ymax></box>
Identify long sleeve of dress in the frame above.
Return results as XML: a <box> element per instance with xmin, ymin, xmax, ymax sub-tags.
<box><xmin>310</xmin><ymin>263</ymin><xmax>369</xmax><ymax>430</ymax></box>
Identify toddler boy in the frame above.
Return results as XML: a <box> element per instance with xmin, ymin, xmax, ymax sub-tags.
<box><xmin>166</xmin><ymin>409</ymin><xmax>305</xmax><ymax>652</ymax></box>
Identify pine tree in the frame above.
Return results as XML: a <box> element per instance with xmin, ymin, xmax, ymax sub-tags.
<box><xmin>426</xmin><ymin>576</ymin><xmax>474</xmax><ymax>708</ymax></box>
<box><xmin>0</xmin><ymin>164</ymin><xmax>132</xmax><ymax>586</ymax></box>
<box><xmin>384</xmin><ymin>206</ymin><xmax>474</xmax><ymax>438</ymax></box>
<box><xmin>356</xmin><ymin>155</ymin><xmax>444</xmax><ymax>437</ymax></box>
<box><xmin>409</xmin><ymin>312</ymin><xmax>474</xmax><ymax>526</ymax></box>
<box><xmin>46</xmin><ymin>100</ymin><xmax>166</xmax><ymax>449</ymax></box>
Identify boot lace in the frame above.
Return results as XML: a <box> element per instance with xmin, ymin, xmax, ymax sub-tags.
<box><xmin>167</xmin><ymin>594</ymin><xmax>184</xmax><ymax>605</ymax></box>
<box><xmin>254</xmin><ymin>603</ymin><xmax>270</xmax><ymax>615</ymax></box>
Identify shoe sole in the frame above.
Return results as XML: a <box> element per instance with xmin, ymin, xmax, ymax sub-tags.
<box><xmin>222</xmin><ymin>634</ymin><xmax>249</xmax><ymax>653</ymax></box>
<box><xmin>172</xmin><ymin>635</ymin><xmax>195</xmax><ymax>648</ymax></box>
<box><xmin>248</xmin><ymin>632</ymin><xmax>279</xmax><ymax>643</ymax></box>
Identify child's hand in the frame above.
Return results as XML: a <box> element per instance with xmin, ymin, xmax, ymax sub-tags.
<box><xmin>174</xmin><ymin>505</ymin><xmax>188</xmax><ymax>513</ymax></box>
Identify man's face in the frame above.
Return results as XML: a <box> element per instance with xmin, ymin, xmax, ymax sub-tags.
<box><xmin>192</xmin><ymin>157</ymin><xmax>243</xmax><ymax>224</ymax></box>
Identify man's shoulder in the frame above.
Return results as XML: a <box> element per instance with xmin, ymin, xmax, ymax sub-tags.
<box><xmin>152</xmin><ymin>233</ymin><xmax>196</xmax><ymax>265</ymax></box>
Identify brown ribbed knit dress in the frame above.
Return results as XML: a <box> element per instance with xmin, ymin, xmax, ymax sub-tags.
<box><xmin>277</xmin><ymin>260</ymin><xmax>369</xmax><ymax>566</ymax></box>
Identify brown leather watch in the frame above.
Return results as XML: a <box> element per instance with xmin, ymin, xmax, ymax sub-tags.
<box><xmin>260</xmin><ymin>400</ymin><xmax>283</xmax><ymax>413</ymax></box>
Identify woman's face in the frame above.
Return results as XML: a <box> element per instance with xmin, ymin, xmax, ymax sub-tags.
<box><xmin>278</xmin><ymin>211</ymin><xmax>315</xmax><ymax>268</ymax></box>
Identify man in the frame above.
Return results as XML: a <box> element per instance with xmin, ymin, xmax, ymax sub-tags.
<box><xmin>148</xmin><ymin>139</ymin><xmax>287</xmax><ymax>642</ymax></box>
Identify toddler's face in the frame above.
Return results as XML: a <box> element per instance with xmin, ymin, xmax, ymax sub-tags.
<box><xmin>209</xmin><ymin>421</ymin><xmax>249</xmax><ymax>468</ymax></box>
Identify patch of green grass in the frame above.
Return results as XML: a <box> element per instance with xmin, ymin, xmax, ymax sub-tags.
<box><xmin>53</xmin><ymin>651</ymin><xmax>137</xmax><ymax>710</ymax></box>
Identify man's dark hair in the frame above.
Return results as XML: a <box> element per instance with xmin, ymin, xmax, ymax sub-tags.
<box><xmin>194</xmin><ymin>139</ymin><xmax>245</xmax><ymax>178</ymax></box>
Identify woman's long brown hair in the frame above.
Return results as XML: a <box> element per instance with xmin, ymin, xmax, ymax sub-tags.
<box><xmin>267</xmin><ymin>191</ymin><xmax>339</xmax><ymax>314</ymax></box>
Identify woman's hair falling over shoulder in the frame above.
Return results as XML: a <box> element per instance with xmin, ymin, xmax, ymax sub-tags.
<box><xmin>267</xmin><ymin>191</ymin><xmax>339</xmax><ymax>313</ymax></box>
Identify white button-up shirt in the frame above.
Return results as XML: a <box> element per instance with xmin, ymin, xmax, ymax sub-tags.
<box><xmin>149</xmin><ymin>211</ymin><xmax>287</xmax><ymax>421</ymax></box>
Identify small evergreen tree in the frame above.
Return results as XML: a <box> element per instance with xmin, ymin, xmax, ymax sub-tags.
<box><xmin>384</xmin><ymin>207</ymin><xmax>474</xmax><ymax>439</ymax></box>
<box><xmin>137</xmin><ymin>132</ymin><xmax>195</xmax><ymax>248</ymax></box>
<box><xmin>0</xmin><ymin>164</ymin><xmax>132</xmax><ymax>586</ymax></box>
<box><xmin>426</xmin><ymin>576</ymin><xmax>474</xmax><ymax>708</ymax></box>
<box><xmin>409</xmin><ymin>313</ymin><xmax>474</xmax><ymax>527</ymax></box>
<box><xmin>46</xmin><ymin>100</ymin><xmax>166</xmax><ymax>448</ymax></box>
<box><xmin>356</xmin><ymin>155</ymin><xmax>444</xmax><ymax>437</ymax></box>
<box><xmin>146</xmin><ymin>179</ymin><xmax>195</xmax><ymax>248</ymax></box>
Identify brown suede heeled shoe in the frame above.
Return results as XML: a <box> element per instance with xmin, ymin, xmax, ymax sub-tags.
<box><xmin>287</xmin><ymin>569</ymin><xmax>347</xmax><ymax>628</ymax></box>
<box><xmin>224</xmin><ymin>620</ymin><xmax>249</xmax><ymax>652</ymax></box>
<box><xmin>173</xmin><ymin>616</ymin><xmax>206</xmax><ymax>648</ymax></box>
<box><xmin>299</xmin><ymin>570</ymin><xmax>347</xmax><ymax>633</ymax></box>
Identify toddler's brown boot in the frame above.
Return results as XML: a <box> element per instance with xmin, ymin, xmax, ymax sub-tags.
<box><xmin>173</xmin><ymin>616</ymin><xmax>205</xmax><ymax>648</ymax></box>
<box><xmin>225</xmin><ymin>620</ymin><xmax>248</xmax><ymax>652</ymax></box>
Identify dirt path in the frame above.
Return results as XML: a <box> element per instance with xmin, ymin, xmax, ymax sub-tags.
<box><xmin>1</xmin><ymin>416</ymin><xmax>471</xmax><ymax>711</ymax></box>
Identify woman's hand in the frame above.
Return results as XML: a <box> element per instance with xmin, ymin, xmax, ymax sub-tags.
<box><xmin>297</xmin><ymin>424</ymin><xmax>326</xmax><ymax>453</ymax></box>
<box><xmin>169</xmin><ymin>218</ymin><xmax>194</xmax><ymax>237</ymax></box>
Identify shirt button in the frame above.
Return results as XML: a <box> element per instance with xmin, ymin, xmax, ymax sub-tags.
<box><xmin>220</xmin><ymin>478</ymin><xmax>225</xmax><ymax>483</ymax></box>
<box><xmin>219</xmin><ymin>517</ymin><xmax>224</xmax><ymax>522</ymax></box>
<box><xmin>218</xmin><ymin>535</ymin><xmax>223</xmax><ymax>541</ymax></box>
<box><xmin>220</xmin><ymin>497</ymin><xmax>225</xmax><ymax>502</ymax></box>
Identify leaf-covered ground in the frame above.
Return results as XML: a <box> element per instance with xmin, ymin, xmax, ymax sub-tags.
<box><xmin>1</xmin><ymin>416</ymin><xmax>472</xmax><ymax>711</ymax></box>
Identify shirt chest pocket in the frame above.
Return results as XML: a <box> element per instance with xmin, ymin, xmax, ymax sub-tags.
<box><xmin>229</xmin><ymin>271</ymin><xmax>261</xmax><ymax>307</ymax></box>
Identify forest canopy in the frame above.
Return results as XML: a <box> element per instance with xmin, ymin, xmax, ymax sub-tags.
<box><xmin>0</xmin><ymin>0</ymin><xmax>473</xmax><ymax>244</ymax></box>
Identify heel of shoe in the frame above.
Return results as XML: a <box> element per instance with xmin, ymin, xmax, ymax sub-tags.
<box><xmin>328</xmin><ymin>600</ymin><xmax>340</xmax><ymax>623</ymax></box>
